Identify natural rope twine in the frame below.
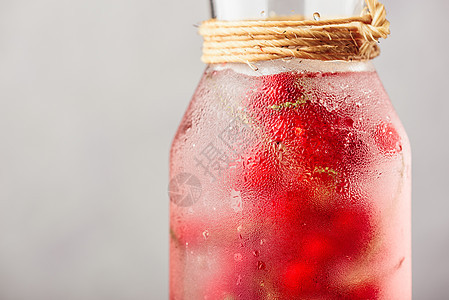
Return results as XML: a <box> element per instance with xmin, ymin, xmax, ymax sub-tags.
<box><xmin>199</xmin><ymin>0</ymin><xmax>390</xmax><ymax>63</ymax></box>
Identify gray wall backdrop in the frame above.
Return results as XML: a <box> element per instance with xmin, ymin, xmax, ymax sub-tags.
<box><xmin>0</xmin><ymin>0</ymin><xmax>447</xmax><ymax>299</ymax></box>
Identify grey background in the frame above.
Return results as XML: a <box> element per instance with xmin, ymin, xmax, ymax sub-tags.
<box><xmin>0</xmin><ymin>0</ymin><xmax>447</xmax><ymax>299</ymax></box>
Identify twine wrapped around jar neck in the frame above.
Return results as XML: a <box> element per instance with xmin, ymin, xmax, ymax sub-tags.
<box><xmin>199</xmin><ymin>0</ymin><xmax>390</xmax><ymax>64</ymax></box>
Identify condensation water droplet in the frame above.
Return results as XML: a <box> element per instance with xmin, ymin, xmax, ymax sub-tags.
<box><xmin>247</xmin><ymin>62</ymin><xmax>259</xmax><ymax>72</ymax></box>
<box><xmin>202</xmin><ymin>230</ymin><xmax>209</xmax><ymax>240</ymax></box>
<box><xmin>230</xmin><ymin>189</ymin><xmax>243</xmax><ymax>212</ymax></box>
<box><xmin>236</xmin><ymin>275</ymin><xmax>242</xmax><ymax>285</ymax></box>
<box><xmin>343</xmin><ymin>118</ymin><xmax>355</xmax><ymax>128</ymax></box>
<box><xmin>295</xmin><ymin>127</ymin><xmax>304</xmax><ymax>137</ymax></box>
<box><xmin>253</xmin><ymin>250</ymin><xmax>260</xmax><ymax>257</ymax></box>
<box><xmin>313</xmin><ymin>12</ymin><xmax>321</xmax><ymax>21</ymax></box>
<box><xmin>281</xmin><ymin>56</ymin><xmax>293</xmax><ymax>62</ymax></box>
<box><xmin>237</xmin><ymin>225</ymin><xmax>243</xmax><ymax>232</ymax></box>
<box><xmin>260</xmin><ymin>239</ymin><xmax>266</xmax><ymax>245</ymax></box>
<box><xmin>257</xmin><ymin>261</ymin><xmax>266</xmax><ymax>270</ymax></box>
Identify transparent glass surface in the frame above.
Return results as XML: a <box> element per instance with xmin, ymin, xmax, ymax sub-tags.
<box><xmin>169</xmin><ymin>1</ymin><xmax>411</xmax><ymax>299</ymax></box>
<box><xmin>169</xmin><ymin>60</ymin><xmax>411</xmax><ymax>299</ymax></box>
<box><xmin>211</xmin><ymin>0</ymin><xmax>364</xmax><ymax>20</ymax></box>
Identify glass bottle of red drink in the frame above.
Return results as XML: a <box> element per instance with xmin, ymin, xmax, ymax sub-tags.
<box><xmin>169</xmin><ymin>1</ymin><xmax>411</xmax><ymax>299</ymax></box>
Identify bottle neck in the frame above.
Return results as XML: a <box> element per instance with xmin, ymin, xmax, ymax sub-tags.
<box><xmin>211</xmin><ymin>0</ymin><xmax>364</xmax><ymax>20</ymax></box>
<box><xmin>209</xmin><ymin>58</ymin><xmax>375</xmax><ymax>76</ymax></box>
<box><xmin>207</xmin><ymin>0</ymin><xmax>374</xmax><ymax>70</ymax></box>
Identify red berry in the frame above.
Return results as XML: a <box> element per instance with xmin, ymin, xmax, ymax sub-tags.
<box><xmin>374</xmin><ymin>122</ymin><xmax>402</xmax><ymax>156</ymax></box>
<box><xmin>331</xmin><ymin>206</ymin><xmax>374</xmax><ymax>257</ymax></box>
<box><xmin>245</xmin><ymin>72</ymin><xmax>305</xmax><ymax>142</ymax></box>
<box><xmin>259</xmin><ymin>72</ymin><xmax>305</xmax><ymax>106</ymax></box>
<box><xmin>302</xmin><ymin>233</ymin><xmax>336</xmax><ymax>262</ymax></box>
<box><xmin>283</xmin><ymin>261</ymin><xmax>321</xmax><ymax>295</ymax></box>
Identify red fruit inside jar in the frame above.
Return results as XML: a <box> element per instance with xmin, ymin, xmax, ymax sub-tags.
<box><xmin>170</xmin><ymin>67</ymin><xmax>411</xmax><ymax>300</ymax></box>
<box><xmin>283</xmin><ymin>262</ymin><xmax>319</xmax><ymax>292</ymax></box>
<box><xmin>374</xmin><ymin>122</ymin><xmax>402</xmax><ymax>156</ymax></box>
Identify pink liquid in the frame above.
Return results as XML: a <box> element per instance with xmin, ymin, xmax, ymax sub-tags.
<box><xmin>169</xmin><ymin>66</ymin><xmax>411</xmax><ymax>299</ymax></box>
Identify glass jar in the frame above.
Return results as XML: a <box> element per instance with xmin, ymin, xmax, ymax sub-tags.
<box><xmin>169</xmin><ymin>1</ymin><xmax>411</xmax><ymax>299</ymax></box>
